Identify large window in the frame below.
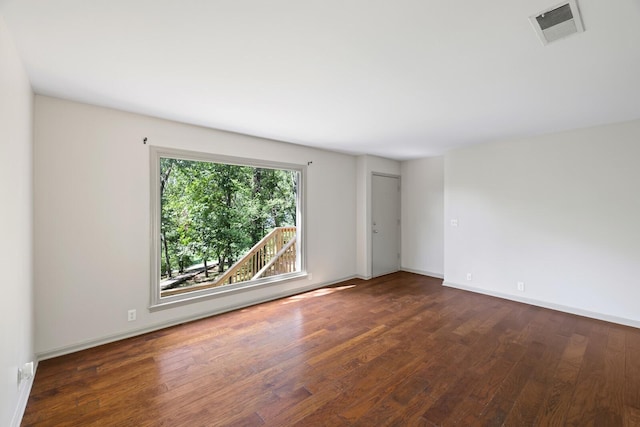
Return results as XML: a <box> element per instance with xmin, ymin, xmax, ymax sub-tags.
<box><xmin>150</xmin><ymin>147</ymin><xmax>306</xmax><ymax>309</ymax></box>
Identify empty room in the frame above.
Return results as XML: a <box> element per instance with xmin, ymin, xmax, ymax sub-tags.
<box><xmin>2</xmin><ymin>0</ymin><xmax>640</xmax><ymax>425</ymax></box>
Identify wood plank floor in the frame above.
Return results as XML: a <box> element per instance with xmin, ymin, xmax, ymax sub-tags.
<box><xmin>22</xmin><ymin>272</ymin><xmax>640</xmax><ymax>426</ymax></box>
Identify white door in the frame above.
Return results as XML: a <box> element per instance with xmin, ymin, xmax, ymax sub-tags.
<box><xmin>372</xmin><ymin>174</ymin><xmax>400</xmax><ymax>277</ymax></box>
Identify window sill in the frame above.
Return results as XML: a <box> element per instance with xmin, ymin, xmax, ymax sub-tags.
<box><xmin>149</xmin><ymin>271</ymin><xmax>309</xmax><ymax>312</ymax></box>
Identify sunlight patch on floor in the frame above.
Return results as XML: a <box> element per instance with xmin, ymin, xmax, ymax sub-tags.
<box><xmin>282</xmin><ymin>285</ymin><xmax>357</xmax><ymax>304</ymax></box>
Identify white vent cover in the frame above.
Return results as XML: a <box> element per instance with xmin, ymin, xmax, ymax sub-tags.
<box><xmin>530</xmin><ymin>0</ymin><xmax>584</xmax><ymax>45</ymax></box>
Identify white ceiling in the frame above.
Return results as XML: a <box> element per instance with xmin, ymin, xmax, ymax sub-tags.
<box><xmin>2</xmin><ymin>0</ymin><xmax>640</xmax><ymax>160</ymax></box>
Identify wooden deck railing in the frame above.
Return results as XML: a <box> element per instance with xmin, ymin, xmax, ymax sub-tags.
<box><xmin>162</xmin><ymin>226</ymin><xmax>297</xmax><ymax>297</ymax></box>
<box><xmin>215</xmin><ymin>226</ymin><xmax>297</xmax><ymax>285</ymax></box>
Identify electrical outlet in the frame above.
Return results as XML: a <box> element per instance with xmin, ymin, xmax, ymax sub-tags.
<box><xmin>127</xmin><ymin>309</ymin><xmax>137</xmax><ymax>321</ymax></box>
<box><xmin>451</xmin><ymin>219</ymin><xmax>459</xmax><ymax>227</ymax></box>
<box><xmin>517</xmin><ymin>281</ymin><xmax>525</xmax><ymax>292</ymax></box>
<box><xmin>466</xmin><ymin>273</ymin><xmax>472</xmax><ymax>281</ymax></box>
<box><xmin>308</xmin><ymin>273</ymin><xmax>313</xmax><ymax>281</ymax></box>
<box><xmin>18</xmin><ymin>362</ymin><xmax>34</xmax><ymax>382</ymax></box>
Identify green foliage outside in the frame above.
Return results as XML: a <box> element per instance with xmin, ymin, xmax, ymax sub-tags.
<box><xmin>160</xmin><ymin>158</ymin><xmax>297</xmax><ymax>282</ymax></box>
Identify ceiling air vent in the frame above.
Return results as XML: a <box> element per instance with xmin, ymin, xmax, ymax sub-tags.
<box><xmin>530</xmin><ymin>0</ymin><xmax>584</xmax><ymax>45</ymax></box>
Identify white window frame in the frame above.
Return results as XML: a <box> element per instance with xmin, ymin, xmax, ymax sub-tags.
<box><xmin>149</xmin><ymin>146</ymin><xmax>307</xmax><ymax>310</ymax></box>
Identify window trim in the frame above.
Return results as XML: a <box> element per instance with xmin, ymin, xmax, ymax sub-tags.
<box><xmin>149</xmin><ymin>146</ymin><xmax>307</xmax><ymax>310</ymax></box>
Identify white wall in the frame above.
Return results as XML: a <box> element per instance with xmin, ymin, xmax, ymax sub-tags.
<box><xmin>401</xmin><ymin>156</ymin><xmax>444</xmax><ymax>277</ymax></box>
<box><xmin>33</xmin><ymin>96</ymin><xmax>358</xmax><ymax>356</ymax></box>
<box><xmin>0</xmin><ymin>14</ymin><xmax>34</xmax><ymax>427</ymax></box>
<box><xmin>444</xmin><ymin>119</ymin><xmax>640</xmax><ymax>327</ymax></box>
<box><xmin>355</xmin><ymin>155</ymin><xmax>401</xmax><ymax>278</ymax></box>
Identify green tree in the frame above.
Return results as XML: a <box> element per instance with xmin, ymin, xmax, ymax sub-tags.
<box><xmin>209</xmin><ymin>163</ymin><xmax>252</xmax><ymax>272</ymax></box>
<box><xmin>161</xmin><ymin>158</ymin><xmax>198</xmax><ymax>278</ymax></box>
<box><xmin>246</xmin><ymin>168</ymin><xmax>296</xmax><ymax>246</ymax></box>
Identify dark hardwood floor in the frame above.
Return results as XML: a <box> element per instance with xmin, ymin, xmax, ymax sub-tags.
<box><xmin>22</xmin><ymin>272</ymin><xmax>640</xmax><ymax>426</ymax></box>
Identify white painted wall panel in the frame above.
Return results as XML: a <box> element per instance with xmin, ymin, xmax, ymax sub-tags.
<box><xmin>401</xmin><ymin>156</ymin><xmax>444</xmax><ymax>277</ymax></box>
<box><xmin>0</xmin><ymin>14</ymin><xmax>34</xmax><ymax>427</ymax></box>
<box><xmin>33</xmin><ymin>96</ymin><xmax>357</xmax><ymax>356</ymax></box>
<box><xmin>444</xmin><ymin>120</ymin><xmax>640</xmax><ymax>326</ymax></box>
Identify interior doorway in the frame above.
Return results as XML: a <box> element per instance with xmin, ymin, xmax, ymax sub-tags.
<box><xmin>371</xmin><ymin>174</ymin><xmax>400</xmax><ymax>277</ymax></box>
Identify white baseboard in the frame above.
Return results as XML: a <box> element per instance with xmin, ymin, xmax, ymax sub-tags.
<box><xmin>400</xmin><ymin>267</ymin><xmax>444</xmax><ymax>279</ymax></box>
<box><xmin>443</xmin><ymin>281</ymin><xmax>640</xmax><ymax>330</ymax></box>
<box><xmin>37</xmin><ymin>275</ymin><xmax>361</xmax><ymax>361</ymax></box>
<box><xmin>11</xmin><ymin>361</ymin><xmax>37</xmax><ymax>427</ymax></box>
